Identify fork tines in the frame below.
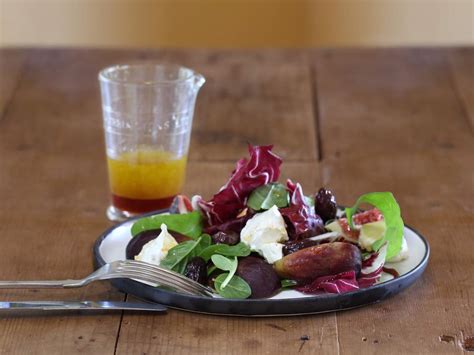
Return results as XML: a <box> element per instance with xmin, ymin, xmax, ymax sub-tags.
<box><xmin>115</xmin><ymin>260</ymin><xmax>214</xmax><ymax>297</ymax></box>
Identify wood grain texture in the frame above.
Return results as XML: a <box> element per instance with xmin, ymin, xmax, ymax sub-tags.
<box><xmin>0</xmin><ymin>47</ymin><xmax>472</xmax><ymax>355</ymax></box>
<box><xmin>313</xmin><ymin>48</ymin><xmax>474</xmax><ymax>354</ymax></box>
<box><xmin>0</xmin><ymin>49</ymin><xmax>124</xmax><ymax>355</ymax></box>
<box><xmin>155</xmin><ymin>49</ymin><xmax>318</xmax><ymax>161</ymax></box>
<box><xmin>0</xmin><ymin>48</ymin><xmax>27</xmax><ymax>118</ymax></box>
<box><xmin>449</xmin><ymin>47</ymin><xmax>474</xmax><ymax>129</ymax></box>
<box><xmin>0</xmin><ymin>48</ymin><xmax>318</xmax><ymax>162</ymax></box>
<box><xmin>312</xmin><ymin>48</ymin><xmax>473</xmax><ymax>161</ymax></box>
<box><xmin>116</xmin><ymin>299</ymin><xmax>338</xmax><ymax>355</ymax></box>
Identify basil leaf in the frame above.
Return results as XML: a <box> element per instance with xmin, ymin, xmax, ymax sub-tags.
<box><xmin>160</xmin><ymin>237</ymin><xmax>202</xmax><ymax>274</ymax></box>
<box><xmin>345</xmin><ymin>192</ymin><xmax>404</xmax><ymax>260</ymax></box>
<box><xmin>211</xmin><ymin>255</ymin><xmax>238</xmax><ymax>289</ymax></box>
<box><xmin>280</xmin><ymin>279</ymin><xmax>297</xmax><ymax>288</ymax></box>
<box><xmin>198</xmin><ymin>242</ymin><xmax>251</xmax><ymax>262</ymax></box>
<box><xmin>247</xmin><ymin>183</ymin><xmax>289</xmax><ymax>211</ymax></box>
<box><xmin>214</xmin><ymin>274</ymin><xmax>251</xmax><ymax>299</ymax></box>
<box><xmin>131</xmin><ymin>211</ymin><xmax>203</xmax><ymax>239</ymax></box>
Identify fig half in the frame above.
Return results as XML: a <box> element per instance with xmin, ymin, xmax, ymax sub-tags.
<box><xmin>274</xmin><ymin>242</ymin><xmax>361</xmax><ymax>282</ymax></box>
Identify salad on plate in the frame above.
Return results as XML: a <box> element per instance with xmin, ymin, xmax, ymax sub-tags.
<box><xmin>126</xmin><ymin>145</ymin><xmax>408</xmax><ymax>299</ymax></box>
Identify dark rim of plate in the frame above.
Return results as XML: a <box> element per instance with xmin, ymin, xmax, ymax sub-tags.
<box><xmin>93</xmin><ymin>208</ymin><xmax>430</xmax><ymax>304</ymax></box>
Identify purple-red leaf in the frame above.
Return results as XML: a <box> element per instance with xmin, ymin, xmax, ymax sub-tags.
<box><xmin>297</xmin><ymin>270</ymin><xmax>359</xmax><ymax>294</ymax></box>
<box><xmin>357</xmin><ymin>244</ymin><xmax>387</xmax><ymax>288</ymax></box>
<box><xmin>280</xmin><ymin>180</ymin><xmax>324</xmax><ymax>240</ymax></box>
<box><xmin>199</xmin><ymin>145</ymin><xmax>282</xmax><ymax>225</ymax></box>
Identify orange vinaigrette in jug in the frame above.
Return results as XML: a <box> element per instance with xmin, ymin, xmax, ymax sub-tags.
<box><xmin>107</xmin><ymin>149</ymin><xmax>187</xmax><ymax>213</ymax></box>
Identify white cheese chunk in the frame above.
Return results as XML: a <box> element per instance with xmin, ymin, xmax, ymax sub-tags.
<box><xmin>240</xmin><ymin>205</ymin><xmax>288</xmax><ymax>264</ymax></box>
<box><xmin>135</xmin><ymin>223</ymin><xmax>178</xmax><ymax>265</ymax></box>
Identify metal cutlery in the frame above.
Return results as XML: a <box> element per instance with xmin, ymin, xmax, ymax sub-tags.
<box><xmin>0</xmin><ymin>300</ymin><xmax>167</xmax><ymax>312</ymax></box>
<box><xmin>0</xmin><ymin>260</ymin><xmax>215</xmax><ymax>297</ymax></box>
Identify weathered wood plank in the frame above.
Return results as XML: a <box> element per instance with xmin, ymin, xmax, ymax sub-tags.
<box><xmin>0</xmin><ymin>48</ymin><xmax>318</xmax><ymax>162</ymax></box>
<box><xmin>449</xmin><ymin>47</ymin><xmax>474</xmax><ymax>129</ymax></box>
<box><xmin>156</xmin><ymin>49</ymin><xmax>318</xmax><ymax>161</ymax></box>
<box><xmin>313</xmin><ymin>48</ymin><xmax>473</xmax><ymax>355</ymax></box>
<box><xmin>0</xmin><ymin>48</ymin><xmax>321</xmax><ymax>354</ymax></box>
<box><xmin>1</xmin><ymin>47</ymin><xmax>472</xmax><ymax>355</ymax></box>
<box><xmin>117</xmin><ymin>301</ymin><xmax>337</xmax><ymax>355</ymax></box>
<box><xmin>116</xmin><ymin>161</ymin><xmax>339</xmax><ymax>355</ymax></box>
<box><xmin>0</xmin><ymin>48</ymin><xmax>27</xmax><ymax>118</ymax></box>
<box><xmin>320</xmin><ymin>152</ymin><xmax>473</xmax><ymax>355</ymax></box>
<box><xmin>312</xmin><ymin>48</ymin><xmax>473</xmax><ymax>160</ymax></box>
<box><xmin>0</xmin><ymin>49</ymin><xmax>125</xmax><ymax>355</ymax></box>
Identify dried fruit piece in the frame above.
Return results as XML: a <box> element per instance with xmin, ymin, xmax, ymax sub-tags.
<box><xmin>184</xmin><ymin>257</ymin><xmax>208</xmax><ymax>285</ymax></box>
<box><xmin>211</xmin><ymin>231</ymin><xmax>240</xmax><ymax>246</ymax></box>
<box><xmin>282</xmin><ymin>239</ymin><xmax>321</xmax><ymax>255</ymax></box>
<box><xmin>314</xmin><ymin>188</ymin><xmax>337</xmax><ymax>222</ymax></box>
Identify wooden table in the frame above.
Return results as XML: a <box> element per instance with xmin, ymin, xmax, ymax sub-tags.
<box><xmin>0</xmin><ymin>47</ymin><xmax>472</xmax><ymax>354</ymax></box>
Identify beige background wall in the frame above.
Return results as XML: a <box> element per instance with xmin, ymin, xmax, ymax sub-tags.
<box><xmin>1</xmin><ymin>0</ymin><xmax>473</xmax><ymax>48</ymax></box>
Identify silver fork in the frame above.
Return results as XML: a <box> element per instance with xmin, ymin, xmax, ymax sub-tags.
<box><xmin>0</xmin><ymin>260</ymin><xmax>215</xmax><ymax>297</ymax></box>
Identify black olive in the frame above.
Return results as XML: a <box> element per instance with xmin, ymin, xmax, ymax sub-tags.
<box><xmin>314</xmin><ymin>188</ymin><xmax>337</xmax><ymax>222</ymax></box>
<box><xmin>184</xmin><ymin>257</ymin><xmax>208</xmax><ymax>285</ymax></box>
<box><xmin>211</xmin><ymin>231</ymin><xmax>240</xmax><ymax>245</ymax></box>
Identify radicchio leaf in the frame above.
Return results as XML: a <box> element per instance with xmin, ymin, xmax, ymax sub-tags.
<box><xmin>357</xmin><ymin>244</ymin><xmax>387</xmax><ymax>288</ymax></box>
<box><xmin>199</xmin><ymin>145</ymin><xmax>282</xmax><ymax>225</ymax></box>
<box><xmin>297</xmin><ymin>271</ymin><xmax>359</xmax><ymax>294</ymax></box>
<box><xmin>203</xmin><ymin>210</ymin><xmax>254</xmax><ymax>235</ymax></box>
<box><xmin>280</xmin><ymin>179</ymin><xmax>324</xmax><ymax>240</ymax></box>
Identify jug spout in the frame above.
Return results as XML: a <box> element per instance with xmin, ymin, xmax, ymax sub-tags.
<box><xmin>193</xmin><ymin>73</ymin><xmax>206</xmax><ymax>92</ymax></box>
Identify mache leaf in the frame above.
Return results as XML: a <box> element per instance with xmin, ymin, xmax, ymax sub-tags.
<box><xmin>211</xmin><ymin>255</ymin><xmax>238</xmax><ymax>289</ymax></box>
<box><xmin>214</xmin><ymin>274</ymin><xmax>251</xmax><ymax>299</ymax></box>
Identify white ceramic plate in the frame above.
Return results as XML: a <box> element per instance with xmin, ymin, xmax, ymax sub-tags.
<box><xmin>93</xmin><ymin>211</ymin><xmax>429</xmax><ymax>316</ymax></box>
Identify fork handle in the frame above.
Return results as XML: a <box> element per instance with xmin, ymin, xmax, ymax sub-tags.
<box><xmin>0</xmin><ymin>280</ymin><xmax>83</xmax><ymax>289</ymax></box>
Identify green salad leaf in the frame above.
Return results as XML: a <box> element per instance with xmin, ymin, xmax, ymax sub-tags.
<box><xmin>198</xmin><ymin>242</ymin><xmax>251</xmax><ymax>262</ymax></box>
<box><xmin>214</xmin><ymin>274</ymin><xmax>251</xmax><ymax>299</ymax></box>
<box><xmin>280</xmin><ymin>279</ymin><xmax>298</xmax><ymax>288</ymax></box>
<box><xmin>131</xmin><ymin>211</ymin><xmax>203</xmax><ymax>239</ymax></box>
<box><xmin>345</xmin><ymin>192</ymin><xmax>404</xmax><ymax>260</ymax></box>
<box><xmin>160</xmin><ymin>237</ymin><xmax>202</xmax><ymax>274</ymax></box>
<box><xmin>247</xmin><ymin>183</ymin><xmax>289</xmax><ymax>211</ymax></box>
<box><xmin>304</xmin><ymin>195</ymin><xmax>315</xmax><ymax>207</ymax></box>
<box><xmin>194</xmin><ymin>234</ymin><xmax>212</xmax><ymax>255</ymax></box>
<box><xmin>211</xmin><ymin>255</ymin><xmax>238</xmax><ymax>288</ymax></box>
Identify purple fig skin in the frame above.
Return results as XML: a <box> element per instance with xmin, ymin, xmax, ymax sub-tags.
<box><xmin>273</xmin><ymin>242</ymin><xmax>362</xmax><ymax>282</ymax></box>
<box><xmin>236</xmin><ymin>256</ymin><xmax>281</xmax><ymax>299</ymax></box>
